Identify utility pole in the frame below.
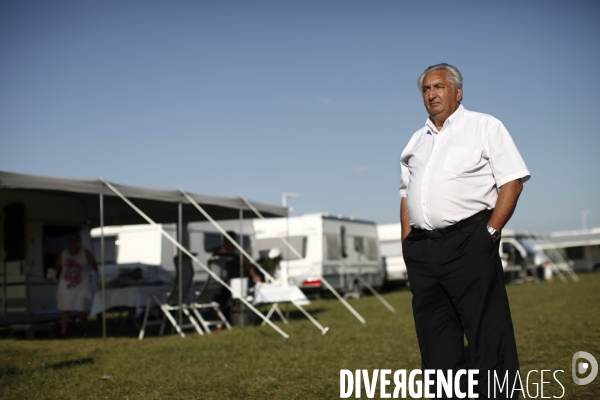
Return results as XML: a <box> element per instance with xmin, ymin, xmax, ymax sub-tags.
<box><xmin>581</xmin><ymin>210</ymin><xmax>591</xmax><ymax>230</ymax></box>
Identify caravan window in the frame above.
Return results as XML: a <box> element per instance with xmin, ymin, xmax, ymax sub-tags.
<box><xmin>241</xmin><ymin>235</ymin><xmax>251</xmax><ymax>253</ymax></box>
<box><xmin>204</xmin><ymin>233</ymin><xmax>222</xmax><ymax>253</ymax></box>
<box><xmin>339</xmin><ymin>226</ymin><xmax>348</xmax><ymax>258</ymax></box>
<box><xmin>502</xmin><ymin>242</ymin><xmax>512</xmax><ymax>257</ymax></box>
<box><xmin>354</xmin><ymin>237</ymin><xmax>365</xmax><ymax>256</ymax></box>
<box><xmin>325</xmin><ymin>234</ymin><xmax>339</xmax><ymax>260</ymax></box>
<box><xmin>257</xmin><ymin>236</ymin><xmax>307</xmax><ymax>260</ymax></box>
<box><xmin>91</xmin><ymin>235</ymin><xmax>118</xmax><ymax>264</ymax></box>
<box><xmin>354</xmin><ymin>236</ymin><xmax>379</xmax><ymax>260</ymax></box>
<box><xmin>204</xmin><ymin>233</ymin><xmax>252</xmax><ymax>254</ymax></box>
<box><xmin>565</xmin><ymin>246</ymin><xmax>584</xmax><ymax>260</ymax></box>
<box><xmin>365</xmin><ymin>238</ymin><xmax>379</xmax><ymax>261</ymax></box>
<box><xmin>502</xmin><ymin>242</ymin><xmax>523</xmax><ymax>265</ymax></box>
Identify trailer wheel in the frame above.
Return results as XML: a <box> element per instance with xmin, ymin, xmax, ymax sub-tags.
<box><xmin>594</xmin><ymin>264</ymin><xmax>600</xmax><ymax>273</ymax></box>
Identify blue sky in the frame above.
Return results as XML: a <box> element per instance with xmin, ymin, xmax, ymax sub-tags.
<box><xmin>1</xmin><ymin>0</ymin><xmax>599</xmax><ymax>233</ymax></box>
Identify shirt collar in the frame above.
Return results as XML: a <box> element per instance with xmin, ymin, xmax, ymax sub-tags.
<box><xmin>425</xmin><ymin>104</ymin><xmax>465</xmax><ymax>133</ymax></box>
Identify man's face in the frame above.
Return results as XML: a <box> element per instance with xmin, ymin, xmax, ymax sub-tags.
<box><xmin>421</xmin><ymin>70</ymin><xmax>462</xmax><ymax>122</ymax></box>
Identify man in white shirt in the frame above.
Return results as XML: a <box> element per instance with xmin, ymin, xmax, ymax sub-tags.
<box><xmin>400</xmin><ymin>63</ymin><xmax>529</xmax><ymax>399</ymax></box>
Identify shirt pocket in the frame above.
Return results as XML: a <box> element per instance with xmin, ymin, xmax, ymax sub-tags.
<box><xmin>443</xmin><ymin>146</ymin><xmax>481</xmax><ymax>176</ymax></box>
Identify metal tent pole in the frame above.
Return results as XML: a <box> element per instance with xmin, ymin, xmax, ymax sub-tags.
<box><xmin>525</xmin><ymin>230</ymin><xmax>566</xmax><ymax>283</ymax></box>
<box><xmin>529</xmin><ymin>231</ymin><xmax>579</xmax><ymax>283</ymax></box>
<box><xmin>99</xmin><ymin>185</ymin><xmax>107</xmax><ymax>350</ymax></box>
<box><xmin>181</xmin><ymin>190</ymin><xmax>328</xmax><ymax>333</ymax></box>
<box><xmin>239</xmin><ymin>208</ymin><xmax>244</xmax><ymax>327</ymax></box>
<box><xmin>284</xmin><ymin>198</ymin><xmax>290</xmax><ymax>284</ymax></box>
<box><xmin>239</xmin><ymin>196</ymin><xmax>367</xmax><ymax>324</ymax></box>
<box><xmin>291</xmin><ymin>301</ymin><xmax>329</xmax><ymax>335</ymax></box>
<box><xmin>100</xmin><ymin>180</ymin><xmax>289</xmax><ymax>341</ymax></box>
<box><xmin>179</xmin><ymin>191</ymin><xmax>274</xmax><ymax>283</ymax></box>
<box><xmin>178</xmin><ymin>202</ymin><xmax>183</xmax><ymax>327</ymax></box>
<box><xmin>357</xmin><ymin>275</ymin><xmax>396</xmax><ymax>313</ymax></box>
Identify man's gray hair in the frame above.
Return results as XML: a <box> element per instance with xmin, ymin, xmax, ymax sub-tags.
<box><xmin>417</xmin><ymin>63</ymin><xmax>463</xmax><ymax>91</ymax></box>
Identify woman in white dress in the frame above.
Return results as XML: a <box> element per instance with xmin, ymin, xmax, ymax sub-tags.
<box><xmin>48</xmin><ymin>234</ymin><xmax>98</xmax><ymax>337</ymax></box>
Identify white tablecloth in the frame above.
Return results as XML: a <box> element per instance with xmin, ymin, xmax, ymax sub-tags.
<box><xmin>252</xmin><ymin>283</ymin><xmax>310</xmax><ymax>306</ymax></box>
<box><xmin>89</xmin><ymin>285</ymin><xmax>169</xmax><ymax>315</ymax></box>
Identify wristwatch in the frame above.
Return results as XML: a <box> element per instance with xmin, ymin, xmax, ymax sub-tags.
<box><xmin>487</xmin><ymin>226</ymin><xmax>501</xmax><ymax>242</ymax></box>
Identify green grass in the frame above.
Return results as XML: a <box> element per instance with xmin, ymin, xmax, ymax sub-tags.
<box><xmin>2</xmin><ymin>274</ymin><xmax>600</xmax><ymax>399</ymax></box>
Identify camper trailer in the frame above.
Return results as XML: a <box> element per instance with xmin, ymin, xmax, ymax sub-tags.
<box><xmin>89</xmin><ymin>219</ymin><xmax>257</xmax><ymax>285</ymax></box>
<box><xmin>500</xmin><ymin>230</ymin><xmax>549</xmax><ymax>282</ymax></box>
<box><xmin>499</xmin><ymin>229</ymin><xmax>531</xmax><ymax>281</ymax></box>
<box><xmin>252</xmin><ymin>213</ymin><xmax>384</xmax><ymax>295</ymax></box>
<box><xmin>371</xmin><ymin>223</ymin><xmax>542</xmax><ymax>285</ymax></box>
<box><xmin>376</xmin><ymin>224</ymin><xmax>408</xmax><ymax>288</ymax></box>
<box><xmin>89</xmin><ymin>224</ymin><xmax>177</xmax><ymax>285</ymax></box>
<box><xmin>543</xmin><ymin>228</ymin><xmax>600</xmax><ymax>272</ymax></box>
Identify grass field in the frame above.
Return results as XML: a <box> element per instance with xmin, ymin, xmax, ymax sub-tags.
<box><xmin>2</xmin><ymin>274</ymin><xmax>600</xmax><ymax>399</ymax></box>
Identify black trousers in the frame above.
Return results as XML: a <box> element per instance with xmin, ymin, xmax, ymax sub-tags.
<box><xmin>403</xmin><ymin>219</ymin><xmax>520</xmax><ymax>400</ymax></box>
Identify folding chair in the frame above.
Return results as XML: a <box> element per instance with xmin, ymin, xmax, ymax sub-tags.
<box><xmin>189</xmin><ymin>255</ymin><xmax>233</xmax><ymax>333</ymax></box>
<box><xmin>138</xmin><ymin>253</ymin><xmax>203</xmax><ymax>339</ymax></box>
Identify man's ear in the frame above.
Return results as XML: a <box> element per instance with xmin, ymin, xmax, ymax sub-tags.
<box><xmin>456</xmin><ymin>87</ymin><xmax>463</xmax><ymax>102</ymax></box>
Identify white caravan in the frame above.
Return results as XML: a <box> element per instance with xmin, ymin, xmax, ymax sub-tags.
<box><xmin>89</xmin><ymin>219</ymin><xmax>258</xmax><ymax>285</ymax></box>
<box><xmin>373</xmin><ymin>223</ymin><xmax>543</xmax><ymax>284</ymax></box>
<box><xmin>252</xmin><ymin>213</ymin><xmax>384</xmax><ymax>295</ymax></box>
<box><xmin>542</xmin><ymin>228</ymin><xmax>600</xmax><ymax>273</ymax></box>
<box><xmin>376</xmin><ymin>224</ymin><xmax>408</xmax><ymax>287</ymax></box>
<box><xmin>500</xmin><ymin>230</ymin><xmax>552</xmax><ymax>282</ymax></box>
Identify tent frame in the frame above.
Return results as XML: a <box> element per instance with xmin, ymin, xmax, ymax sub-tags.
<box><xmin>0</xmin><ymin>170</ymin><xmax>288</xmax><ymax>343</ymax></box>
<box><xmin>180</xmin><ymin>190</ymin><xmax>329</xmax><ymax>335</ymax></box>
<box><xmin>99</xmin><ymin>179</ymin><xmax>290</xmax><ymax>342</ymax></box>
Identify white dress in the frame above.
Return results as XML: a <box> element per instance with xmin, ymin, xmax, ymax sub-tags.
<box><xmin>56</xmin><ymin>248</ymin><xmax>93</xmax><ymax>311</ymax></box>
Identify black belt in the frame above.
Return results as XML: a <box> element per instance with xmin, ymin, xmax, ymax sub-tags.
<box><xmin>406</xmin><ymin>209</ymin><xmax>492</xmax><ymax>241</ymax></box>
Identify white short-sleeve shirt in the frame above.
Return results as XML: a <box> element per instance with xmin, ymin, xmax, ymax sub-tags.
<box><xmin>400</xmin><ymin>105</ymin><xmax>530</xmax><ymax>230</ymax></box>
